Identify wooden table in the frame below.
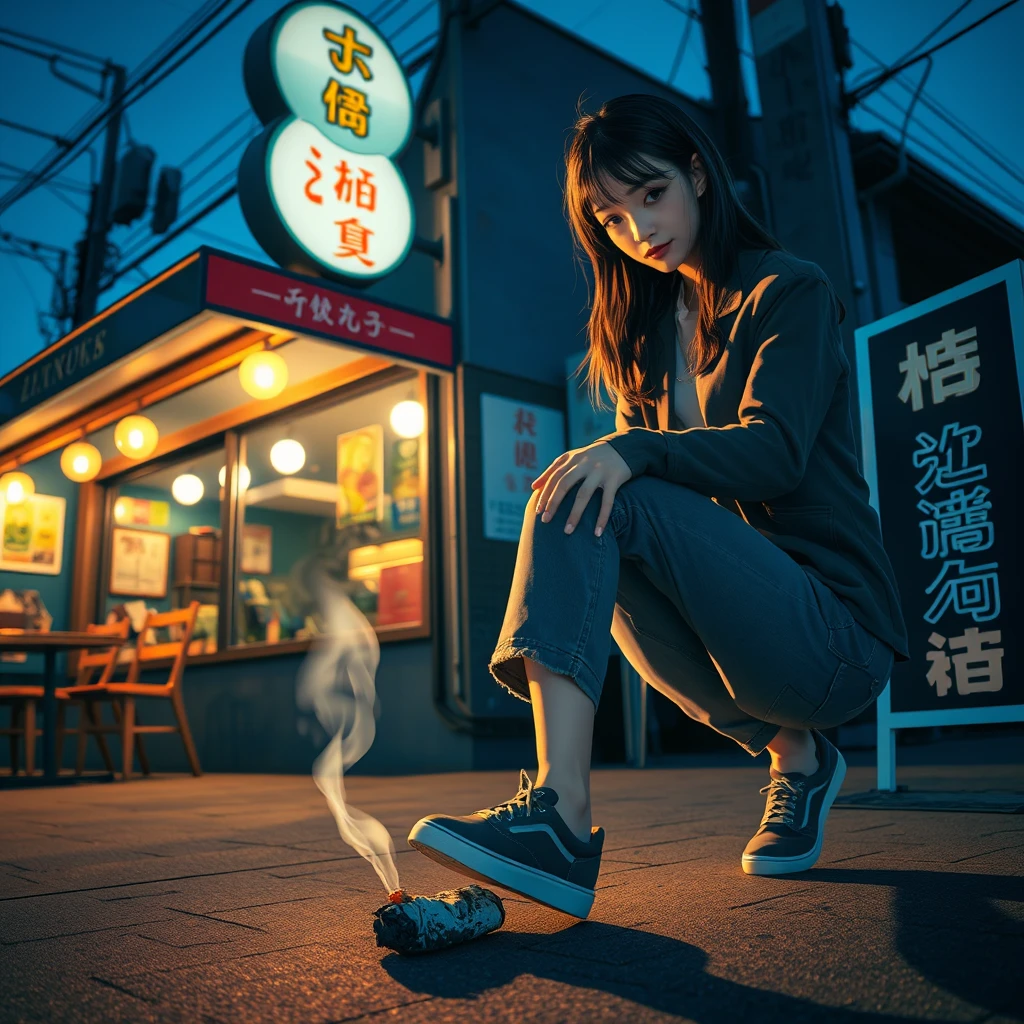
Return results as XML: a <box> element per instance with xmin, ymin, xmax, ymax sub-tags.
<box><xmin>0</xmin><ymin>631</ymin><xmax>127</xmax><ymax>785</ymax></box>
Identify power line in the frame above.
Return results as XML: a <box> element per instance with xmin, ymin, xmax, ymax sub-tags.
<box><xmin>885</xmin><ymin>0</ymin><xmax>976</xmax><ymax>69</ymax></box>
<box><xmin>0</xmin><ymin>116</ymin><xmax>71</xmax><ymax>148</ymax></box>
<box><xmin>864</xmin><ymin>90</ymin><xmax>1024</xmax><ymax>208</ymax></box>
<box><xmin>0</xmin><ymin>161</ymin><xmax>91</xmax><ymax>195</ymax></box>
<box><xmin>399</xmin><ymin>30</ymin><xmax>438</xmax><ymax>63</ymax></box>
<box><xmin>179</xmin><ymin>108</ymin><xmax>254</xmax><ymax>171</ymax></box>
<box><xmin>0</xmin><ymin>36</ymin><xmax>107</xmax><ymax>76</ymax></box>
<box><xmin>0</xmin><ymin>0</ymin><xmax>254</xmax><ymax>216</ymax></box>
<box><xmin>858</xmin><ymin>100</ymin><xmax>1024</xmax><ymax>217</ymax></box>
<box><xmin>388</xmin><ymin>1</ymin><xmax>435</xmax><ymax>41</ymax></box>
<box><xmin>667</xmin><ymin>0</ymin><xmax>697</xmax><ymax>84</ymax></box>
<box><xmin>850</xmin><ymin>37</ymin><xmax>1024</xmax><ymax>192</ymax></box>
<box><xmin>661</xmin><ymin>0</ymin><xmax>700</xmax><ymax>21</ymax></box>
<box><xmin>0</xmin><ymin>26</ymin><xmax>109</xmax><ymax>65</ymax></box>
<box><xmin>847</xmin><ymin>0</ymin><xmax>1020</xmax><ymax>105</ymax></box>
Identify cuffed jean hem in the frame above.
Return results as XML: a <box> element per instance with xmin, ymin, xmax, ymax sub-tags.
<box><xmin>735</xmin><ymin>720</ymin><xmax>783</xmax><ymax>757</ymax></box>
<box><xmin>488</xmin><ymin>637</ymin><xmax>604</xmax><ymax>712</ymax></box>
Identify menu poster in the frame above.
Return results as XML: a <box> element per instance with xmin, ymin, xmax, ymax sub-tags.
<box><xmin>390</xmin><ymin>437</ymin><xmax>421</xmax><ymax>531</ymax></box>
<box><xmin>109</xmin><ymin>528</ymin><xmax>170</xmax><ymax>599</ymax></box>
<box><xmin>336</xmin><ymin>424</ymin><xmax>385</xmax><ymax>528</ymax></box>
<box><xmin>240</xmin><ymin>524</ymin><xmax>273</xmax><ymax>575</ymax></box>
<box><xmin>376</xmin><ymin>561</ymin><xmax>422</xmax><ymax>628</ymax></box>
<box><xmin>0</xmin><ymin>493</ymin><xmax>65</xmax><ymax>575</ymax></box>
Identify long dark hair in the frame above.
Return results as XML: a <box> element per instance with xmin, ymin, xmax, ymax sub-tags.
<box><xmin>565</xmin><ymin>93</ymin><xmax>781</xmax><ymax>410</ymax></box>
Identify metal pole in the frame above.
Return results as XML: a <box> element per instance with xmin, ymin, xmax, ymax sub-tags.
<box><xmin>699</xmin><ymin>0</ymin><xmax>754</xmax><ymax>182</ymax></box>
<box><xmin>73</xmin><ymin>62</ymin><xmax>126</xmax><ymax>325</ymax></box>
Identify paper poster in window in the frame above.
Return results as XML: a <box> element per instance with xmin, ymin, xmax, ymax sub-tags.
<box><xmin>336</xmin><ymin>423</ymin><xmax>384</xmax><ymax>528</ymax></box>
<box><xmin>0</xmin><ymin>493</ymin><xmax>65</xmax><ymax>575</ymax></box>
<box><xmin>390</xmin><ymin>437</ymin><xmax>420</xmax><ymax>531</ymax></box>
<box><xmin>110</xmin><ymin>528</ymin><xmax>170</xmax><ymax>599</ymax></box>
<box><xmin>241</xmin><ymin>524</ymin><xmax>273</xmax><ymax>575</ymax></box>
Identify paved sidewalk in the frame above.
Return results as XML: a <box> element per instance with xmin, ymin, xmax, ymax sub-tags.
<box><xmin>1</xmin><ymin>746</ymin><xmax>1022</xmax><ymax>1023</ymax></box>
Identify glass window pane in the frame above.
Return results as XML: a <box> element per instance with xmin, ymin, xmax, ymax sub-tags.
<box><xmin>234</xmin><ymin>375</ymin><xmax>426</xmax><ymax>646</ymax></box>
<box><xmin>105</xmin><ymin>446</ymin><xmax>224</xmax><ymax>656</ymax></box>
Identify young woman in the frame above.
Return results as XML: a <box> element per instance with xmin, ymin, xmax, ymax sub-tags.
<box><xmin>409</xmin><ymin>94</ymin><xmax>909</xmax><ymax>919</ymax></box>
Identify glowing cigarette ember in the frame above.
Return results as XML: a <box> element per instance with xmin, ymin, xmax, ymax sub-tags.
<box><xmin>372</xmin><ymin>885</ymin><xmax>505</xmax><ymax>954</ymax></box>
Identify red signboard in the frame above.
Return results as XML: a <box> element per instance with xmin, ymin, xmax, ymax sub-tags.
<box><xmin>204</xmin><ymin>254</ymin><xmax>452</xmax><ymax>367</ymax></box>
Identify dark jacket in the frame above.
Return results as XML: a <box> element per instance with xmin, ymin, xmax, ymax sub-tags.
<box><xmin>601</xmin><ymin>248</ymin><xmax>910</xmax><ymax>661</ymax></box>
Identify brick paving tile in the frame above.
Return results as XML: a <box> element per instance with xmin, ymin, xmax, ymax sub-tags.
<box><xmin>1</xmin><ymin>738</ymin><xmax>1022</xmax><ymax>1024</ymax></box>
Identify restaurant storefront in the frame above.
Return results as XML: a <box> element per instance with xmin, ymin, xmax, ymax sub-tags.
<box><xmin>0</xmin><ymin>247</ymin><xmax>492</xmax><ymax>773</ymax></box>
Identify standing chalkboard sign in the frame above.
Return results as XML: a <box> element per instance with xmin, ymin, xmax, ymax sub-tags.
<box><xmin>856</xmin><ymin>261</ymin><xmax>1024</xmax><ymax>790</ymax></box>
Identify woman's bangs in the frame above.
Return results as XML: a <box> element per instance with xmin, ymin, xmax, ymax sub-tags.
<box><xmin>574</xmin><ymin>135</ymin><xmax>670</xmax><ymax>221</ymax></box>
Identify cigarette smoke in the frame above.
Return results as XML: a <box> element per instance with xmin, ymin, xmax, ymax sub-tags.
<box><xmin>296</xmin><ymin>569</ymin><xmax>400</xmax><ymax>894</ymax></box>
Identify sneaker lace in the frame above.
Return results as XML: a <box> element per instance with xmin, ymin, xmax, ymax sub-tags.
<box><xmin>758</xmin><ymin>776</ymin><xmax>804</xmax><ymax>827</ymax></box>
<box><xmin>480</xmin><ymin>769</ymin><xmax>536</xmax><ymax>822</ymax></box>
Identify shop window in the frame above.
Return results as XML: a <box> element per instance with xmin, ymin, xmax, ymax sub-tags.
<box><xmin>232</xmin><ymin>375</ymin><xmax>427</xmax><ymax>647</ymax></box>
<box><xmin>104</xmin><ymin>446</ymin><xmax>225</xmax><ymax>656</ymax></box>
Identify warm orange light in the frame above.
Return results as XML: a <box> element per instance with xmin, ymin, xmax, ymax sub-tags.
<box><xmin>390</xmin><ymin>400</ymin><xmax>425</xmax><ymax>438</ymax></box>
<box><xmin>269</xmin><ymin>438</ymin><xmax>305</xmax><ymax>475</ymax></box>
<box><xmin>114</xmin><ymin>415</ymin><xmax>159</xmax><ymax>459</ymax></box>
<box><xmin>60</xmin><ymin>441</ymin><xmax>102</xmax><ymax>482</ymax></box>
<box><xmin>171</xmin><ymin>473</ymin><xmax>204</xmax><ymax>506</ymax></box>
<box><xmin>239</xmin><ymin>351</ymin><xmax>288</xmax><ymax>399</ymax></box>
<box><xmin>0</xmin><ymin>471</ymin><xmax>35</xmax><ymax>505</ymax></box>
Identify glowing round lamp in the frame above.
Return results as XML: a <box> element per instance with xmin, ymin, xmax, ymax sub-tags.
<box><xmin>0</xmin><ymin>471</ymin><xmax>34</xmax><ymax>505</ymax></box>
<box><xmin>171</xmin><ymin>473</ymin><xmax>204</xmax><ymax>506</ymax></box>
<box><xmin>218</xmin><ymin>464</ymin><xmax>252</xmax><ymax>491</ymax></box>
<box><xmin>114</xmin><ymin>415</ymin><xmax>159</xmax><ymax>459</ymax></box>
<box><xmin>390</xmin><ymin>399</ymin><xmax>425</xmax><ymax>438</ymax></box>
<box><xmin>114</xmin><ymin>497</ymin><xmax>132</xmax><ymax>523</ymax></box>
<box><xmin>239</xmin><ymin>351</ymin><xmax>288</xmax><ymax>400</ymax></box>
<box><xmin>270</xmin><ymin>438</ymin><xmax>305</xmax><ymax>475</ymax></box>
<box><xmin>60</xmin><ymin>442</ymin><xmax>102</xmax><ymax>482</ymax></box>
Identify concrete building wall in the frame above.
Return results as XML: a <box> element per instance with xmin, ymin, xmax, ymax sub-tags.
<box><xmin>454</xmin><ymin>4</ymin><xmax>715</xmax><ymax>386</ymax></box>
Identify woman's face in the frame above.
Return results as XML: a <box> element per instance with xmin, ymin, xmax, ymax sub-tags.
<box><xmin>592</xmin><ymin>154</ymin><xmax>706</xmax><ymax>274</ymax></box>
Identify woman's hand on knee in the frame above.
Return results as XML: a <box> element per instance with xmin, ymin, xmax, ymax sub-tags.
<box><xmin>531</xmin><ymin>441</ymin><xmax>632</xmax><ymax>537</ymax></box>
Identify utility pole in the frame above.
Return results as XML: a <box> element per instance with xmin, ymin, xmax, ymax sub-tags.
<box><xmin>72</xmin><ymin>61</ymin><xmax>126</xmax><ymax>325</ymax></box>
<box><xmin>746</xmin><ymin>0</ymin><xmax>873</xmax><ymax>397</ymax></box>
<box><xmin>699</xmin><ymin>0</ymin><xmax>756</xmax><ymax>193</ymax></box>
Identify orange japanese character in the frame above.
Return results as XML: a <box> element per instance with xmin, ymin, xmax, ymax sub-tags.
<box><xmin>323</xmin><ymin>25</ymin><xmax>372</xmax><ymax>80</ymax></box>
<box><xmin>322</xmin><ymin>80</ymin><xmax>370</xmax><ymax>138</ymax></box>
<box><xmin>305</xmin><ymin>146</ymin><xmax>323</xmax><ymax>205</ymax></box>
<box><xmin>334</xmin><ymin>217</ymin><xmax>374</xmax><ymax>267</ymax></box>
<box><xmin>333</xmin><ymin>161</ymin><xmax>377</xmax><ymax>211</ymax></box>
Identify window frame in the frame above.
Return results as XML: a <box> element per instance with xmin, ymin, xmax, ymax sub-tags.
<box><xmin>81</xmin><ymin>362</ymin><xmax>433</xmax><ymax>665</ymax></box>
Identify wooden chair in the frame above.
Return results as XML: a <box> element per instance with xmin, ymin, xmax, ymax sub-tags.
<box><xmin>61</xmin><ymin>602</ymin><xmax>202</xmax><ymax>781</ymax></box>
<box><xmin>55</xmin><ymin>620</ymin><xmax>131</xmax><ymax>774</ymax></box>
<box><xmin>1</xmin><ymin>679</ymin><xmax>42</xmax><ymax>775</ymax></box>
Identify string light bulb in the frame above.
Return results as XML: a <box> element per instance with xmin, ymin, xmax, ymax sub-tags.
<box><xmin>60</xmin><ymin>442</ymin><xmax>102</xmax><ymax>482</ymax></box>
<box><xmin>218</xmin><ymin>464</ymin><xmax>251</xmax><ymax>490</ymax></box>
<box><xmin>270</xmin><ymin>438</ymin><xmax>305</xmax><ymax>475</ymax></box>
<box><xmin>171</xmin><ymin>473</ymin><xmax>204</xmax><ymax>506</ymax></box>
<box><xmin>239</xmin><ymin>351</ymin><xmax>288</xmax><ymax>400</ymax></box>
<box><xmin>114</xmin><ymin>415</ymin><xmax>159</xmax><ymax>459</ymax></box>
<box><xmin>0</xmin><ymin>471</ymin><xmax>35</xmax><ymax>505</ymax></box>
<box><xmin>390</xmin><ymin>399</ymin><xmax>425</xmax><ymax>438</ymax></box>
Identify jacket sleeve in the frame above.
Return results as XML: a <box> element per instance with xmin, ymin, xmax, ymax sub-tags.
<box><xmin>601</xmin><ymin>271</ymin><xmax>843</xmax><ymax>502</ymax></box>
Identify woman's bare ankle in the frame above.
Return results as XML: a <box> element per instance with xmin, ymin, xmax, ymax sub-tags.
<box><xmin>536</xmin><ymin>772</ymin><xmax>591</xmax><ymax>842</ymax></box>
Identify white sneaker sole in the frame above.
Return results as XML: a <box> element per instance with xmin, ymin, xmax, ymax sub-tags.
<box><xmin>741</xmin><ymin>750</ymin><xmax>848</xmax><ymax>876</ymax></box>
<box><xmin>408</xmin><ymin>818</ymin><xmax>596</xmax><ymax>919</ymax></box>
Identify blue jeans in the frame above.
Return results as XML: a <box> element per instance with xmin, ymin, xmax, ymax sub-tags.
<box><xmin>489</xmin><ymin>477</ymin><xmax>895</xmax><ymax>755</ymax></box>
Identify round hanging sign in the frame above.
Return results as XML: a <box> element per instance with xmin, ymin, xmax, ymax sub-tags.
<box><xmin>239</xmin><ymin>0</ymin><xmax>416</xmax><ymax>283</ymax></box>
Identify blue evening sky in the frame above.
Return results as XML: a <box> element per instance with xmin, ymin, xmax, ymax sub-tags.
<box><xmin>1</xmin><ymin>0</ymin><xmax>1021</xmax><ymax>378</ymax></box>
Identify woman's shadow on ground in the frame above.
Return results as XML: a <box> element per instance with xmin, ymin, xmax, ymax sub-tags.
<box><xmin>381</xmin><ymin>868</ymin><xmax>1023</xmax><ymax>1022</ymax></box>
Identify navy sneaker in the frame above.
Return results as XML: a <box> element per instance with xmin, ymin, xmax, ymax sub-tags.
<box><xmin>741</xmin><ymin>730</ymin><xmax>847</xmax><ymax>876</ymax></box>
<box><xmin>407</xmin><ymin>769</ymin><xmax>604</xmax><ymax>918</ymax></box>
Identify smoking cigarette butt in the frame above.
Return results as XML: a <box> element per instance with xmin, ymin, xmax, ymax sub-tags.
<box><xmin>372</xmin><ymin>885</ymin><xmax>505</xmax><ymax>954</ymax></box>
